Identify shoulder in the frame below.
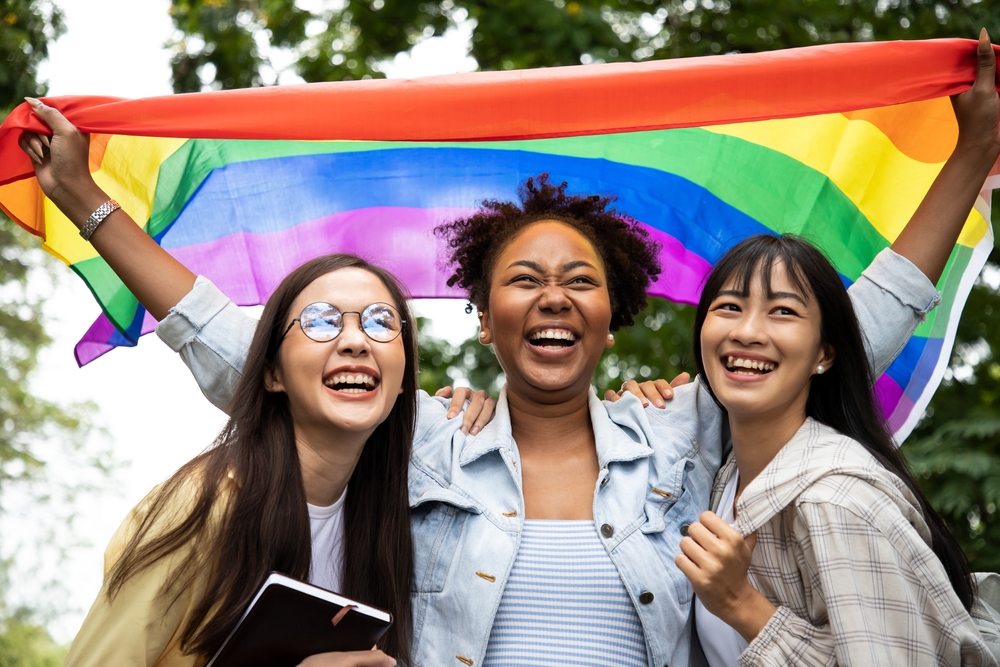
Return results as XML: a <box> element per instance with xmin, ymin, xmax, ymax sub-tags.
<box><xmin>105</xmin><ymin>461</ymin><xmax>235</xmax><ymax>572</ymax></box>
<box><xmin>414</xmin><ymin>390</ymin><xmax>462</xmax><ymax>450</ymax></box>
<box><xmin>789</xmin><ymin>436</ymin><xmax>930</xmax><ymax>550</ymax></box>
<box><xmin>604</xmin><ymin>378</ymin><xmax>723</xmax><ymax>446</ymax></box>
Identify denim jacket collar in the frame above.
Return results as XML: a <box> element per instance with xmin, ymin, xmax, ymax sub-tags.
<box><xmin>457</xmin><ymin>386</ymin><xmax>654</xmax><ymax>469</ymax></box>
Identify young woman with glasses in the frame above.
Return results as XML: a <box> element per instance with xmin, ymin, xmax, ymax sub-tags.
<box><xmin>19</xmin><ymin>102</ymin><xmax>490</xmax><ymax>667</ymax></box>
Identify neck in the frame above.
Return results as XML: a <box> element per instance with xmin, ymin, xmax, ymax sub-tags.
<box><xmin>506</xmin><ymin>385</ymin><xmax>594</xmax><ymax>455</ymax></box>
<box><xmin>294</xmin><ymin>424</ymin><xmax>369</xmax><ymax>507</ymax></box>
<box><xmin>730</xmin><ymin>404</ymin><xmax>807</xmax><ymax>498</ymax></box>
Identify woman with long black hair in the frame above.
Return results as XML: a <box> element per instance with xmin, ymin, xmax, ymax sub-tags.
<box><xmin>61</xmin><ymin>252</ymin><xmax>417</xmax><ymax>667</ymax></box>
<box><xmin>673</xmin><ymin>234</ymin><xmax>994</xmax><ymax>665</ymax></box>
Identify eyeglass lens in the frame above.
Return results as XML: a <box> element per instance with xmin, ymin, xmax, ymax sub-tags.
<box><xmin>299</xmin><ymin>302</ymin><xmax>402</xmax><ymax>342</ymax></box>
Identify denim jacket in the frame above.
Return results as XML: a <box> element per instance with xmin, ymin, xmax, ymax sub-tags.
<box><xmin>155</xmin><ymin>248</ymin><xmax>938</xmax><ymax>667</ymax></box>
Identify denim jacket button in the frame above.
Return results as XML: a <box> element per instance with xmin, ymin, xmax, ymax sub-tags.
<box><xmin>639</xmin><ymin>590</ymin><xmax>654</xmax><ymax>604</ymax></box>
<box><xmin>600</xmin><ymin>523</ymin><xmax>614</xmax><ymax>538</ymax></box>
<box><xmin>680</xmin><ymin>522</ymin><xmax>691</xmax><ymax>536</ymax></box>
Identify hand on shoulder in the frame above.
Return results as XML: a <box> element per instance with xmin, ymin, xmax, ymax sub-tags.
<box><xmin>604</xmin><ymin>373</ymin><xmax>690</xmax><ymax>408</ymax></box>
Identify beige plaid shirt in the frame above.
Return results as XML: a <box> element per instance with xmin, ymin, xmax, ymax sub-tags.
<box><xmin>712</xmin><ymin>418</ymin><xmax>996</xmax><ymax>667</ymax></box>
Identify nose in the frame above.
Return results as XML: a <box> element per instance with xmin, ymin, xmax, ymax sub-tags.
<box><xmin>537</xmin><ymin>283</ymin><xmax>572</xmax><ymax>313</ymax></box>
<box><xmin>729</xmin><ymin>309</ymin><xmax>768</xmax><ymax>346</ymax></box>
<box><xmin>334</xmin><ymin>312</ymin><xmax>372</xmax><ymax>357</ymax></box>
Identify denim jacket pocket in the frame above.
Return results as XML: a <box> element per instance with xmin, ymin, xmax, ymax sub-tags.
<box><xmin>640</xmin><ymin>457</ymin><xmax>694</xmax><ymax>535</ymax></box>
<box><xmin>411</xmin><ymin>492</ymin><xmax>479</xmax><ymax>594</ymax></box>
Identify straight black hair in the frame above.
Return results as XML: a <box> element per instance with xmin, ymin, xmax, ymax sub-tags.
<box><xmin>107</xmin><ymin>254</ymin><xmax>416</xmax><ymax>662</ymax></box>
<box><xmin>693</xmin><ymin>234</ymin><xmax>974</xmax><ymax>610</ymax></box>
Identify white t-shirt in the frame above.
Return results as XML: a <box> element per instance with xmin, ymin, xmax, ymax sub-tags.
<box><xmin>695</xmin><ymin>466</ymin><xmax>749</xmax><ymax>667</ymax></box>
<box><xmin>307</xmin><ymin>488</ymin><xmax>347</xmax><ymax>593</ymax></box>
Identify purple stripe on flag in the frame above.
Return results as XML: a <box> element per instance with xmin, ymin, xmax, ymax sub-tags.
<box><xmin>875</xmin><ymin>373</ymin><xmax>906</xmax><ymax>431</ymax></box>
<box><xmin>73</xmin><ymin>206</ymin><xmax>716</xmax><ymax>365</ymax></box>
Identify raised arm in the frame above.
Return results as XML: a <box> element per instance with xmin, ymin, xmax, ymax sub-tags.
<box><xmin>19</xmin><ymin>99</ymin><xmax>195</xmax><ymax>320</ymax></box>
<box><xmin>846</xmin><ymin>32</ymin><xmax>1000</xmax><ymax>377</ymax></box>
<box><xmin>890</xmin><ymin>29</ymin><xmax>1000</xmax><ymax>284</ymax></box>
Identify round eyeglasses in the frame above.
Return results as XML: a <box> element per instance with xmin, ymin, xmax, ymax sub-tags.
<box><xmin>281</xmin><ymin>302</ymin><xmax>405</xmax><ymax>344</ymax></box>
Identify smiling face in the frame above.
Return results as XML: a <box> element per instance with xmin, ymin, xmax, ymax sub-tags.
<box><xmin>266</xmin><ymin>267</ymin><xmax>407</xmax><ymax>445</ymax></box>
<box><xmin>480</xmin><ymin>220</ymin><xmax>614</xmax><ymax>405</ymax></box>
<box><xmin>700</xmin><ymin>259</ymin><xmax>835</xmax><ymax>424</ymax></box>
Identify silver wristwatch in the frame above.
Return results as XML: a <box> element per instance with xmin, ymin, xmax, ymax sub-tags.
<box><xmin>79</xmin><ymin>199</ymin><xmax>121</xmax><ymax>241</ymax></box>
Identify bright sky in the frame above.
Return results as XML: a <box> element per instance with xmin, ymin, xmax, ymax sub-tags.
<box><xmin>21</xmin><ymin>0</ymin><xmax>478</xmax><ymax>642</ymax></box>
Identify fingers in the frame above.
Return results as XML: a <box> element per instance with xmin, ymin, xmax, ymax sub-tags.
<box><xmin>669</xmin><ymin>372</ymin><xmax>691</xmax><ymax>388</ymax></box>
<box><xmin>458</xmin><ymin>390</ymin><xmax>486</xmax><ymax>434</ymax></box>
<box><xmin>675</xmin><ymin>551</ymin><xmax>699</xmax><ymax>581</ymax></box>
<box><xmin>634</xmin><ymin>380</ymin><xmax>664</xmax><ymax>408</ymax></box>
<box><xmin>18</xmin><ymin>133</ymin><xmax>45</xmax><ymax>164</ymax></box>
<box><xmin>975</xmin><ymin>28</ymin><xmax>997</xmax><ymax>88</ymax></box>
<box><xmin>744</xmin><ymin>531</ymin><xmax>757</xmax><ymax>553</ymax></box>
<box><xmin>619</xmin><ymin>380</ymin><xmax>649</xmax><ymax>407</ymax></box>
<box><xmin>604</xmin><ymin>388</ymin><xmax>622</xmax><ymax>402</ymax></box>
<box><xmin>444</xmin><ymin>386</ymin><xmax>466</xmax><ymax>419</ymax></box>
<box><xmin>469</xmin><ymin>396</ymin><xmax>496</xmax><ymax>435</ymax></box>
<box><xmin>444</xmin><ymin>387</ymin><xmax>496</xmax><ymax>434</ymax></box>
<box><xmin>24</xmin><ymin>97</ymin><xmax>76</xmax><ymax>135</ymax></box>
<box><xmin>698</xmin><ymin>510</ymin><xmax>740</xmax><ymax>539</ymax></box>
<box><xmin>678</xmin><ymin>531</ymin><xmax>709</xmax><ymax>569</ymax></box>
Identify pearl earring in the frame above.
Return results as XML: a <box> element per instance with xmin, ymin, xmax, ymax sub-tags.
<box><xmin>607</xmin><ymin>334</ymin><xmax>615</xmax><ymax>342</ymax></box>
<box><xmin>817</xmin><ymin>365</ymin><xmax>825</xmax><ymax>374</ymax></box>
<box><xmin>477</xmin><ymin>311</ymin><xmax>484</xmax><ymax>317</ymax></box>
<box><xmin>479</xmin><ymin>331</ymin><xmax>486</xmax><ymax>339</ymax></box>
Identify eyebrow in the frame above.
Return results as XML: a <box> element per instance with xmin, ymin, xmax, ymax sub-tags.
<box><xmin>717</xmin><ymin>289</ymin><xmax>808</xmax><ymax>306</ymax></box>
<box><xmin>508</xmin><ymin>260</ymin><xmax>598</xmax><ymax>272</ymax></box>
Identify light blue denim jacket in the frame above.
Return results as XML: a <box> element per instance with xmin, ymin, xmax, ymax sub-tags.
<box><xmin>155</xmin><ymin>249</ymin><xmax>938</xmax><ymax>667</ymax></box>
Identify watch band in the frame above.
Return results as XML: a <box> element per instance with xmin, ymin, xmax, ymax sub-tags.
<box><xmin>79</xmin><ymin>199</ymin><xmax>121</xmax><ymax>241</ymax></box>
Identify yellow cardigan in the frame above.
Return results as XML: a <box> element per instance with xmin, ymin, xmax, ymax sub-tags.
<box><xmin>64</xmin><ymin>475</ymin><xmax>232</xmax><ymax>667</ymax></box>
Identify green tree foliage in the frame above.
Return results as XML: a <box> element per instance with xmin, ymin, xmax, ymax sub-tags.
<box><xmin>0</xmin><ymin>0</ymin><xmax>107</xmax><ymax>658</ymax></box>
<box><xmin>169</xmin><ymin>0</ymin><xmax>1000</xmax><ymax>92</ymax></box>
<box><xmin>903</xmin><ymin>241</ymin><xmax>1000</xmax><ymax>570</ymax></box>
<box><xmin>172</xmin><ymin>0</ymin><xmax>1000</xmax><ymax>563</ymax></box>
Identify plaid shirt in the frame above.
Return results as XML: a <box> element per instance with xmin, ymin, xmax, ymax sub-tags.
<box><xmin>713</xmin><ymin>418</ymin><xmax>996</xmax><ymax>667</ymax></box>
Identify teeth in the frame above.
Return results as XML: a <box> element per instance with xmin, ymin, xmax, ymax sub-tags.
<box><xmin>324</xmin><ymin>373</ymin><xmax>377</xmax><ymax>390</ymax></box>
<box><xmin>725</xmin><ymin>356</ymin><xmax>775</xmax><ymax>372</ymax></box>
<box><xmin>529</xmin><ymin>329</ymin><xmax>577</xmax><ymax>341</ymax></box>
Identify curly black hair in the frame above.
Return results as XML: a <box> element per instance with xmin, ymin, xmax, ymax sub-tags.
<box><xmin>435</xmin><ymin>174</ymin><xmax>662</xmax><ymax>331</ymax></box>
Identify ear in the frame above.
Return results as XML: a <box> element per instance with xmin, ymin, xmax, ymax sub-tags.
<box><xmin>478</xmin><ymin>309</ymin><xmax>493</xmax><ymax>345</ymax></box>
<box><xmin>814</xmin><ymin>343</ymin><xmax>836</xmax><ymax>375</ymax></box>
<box><xmin>264</xmin><ymin>361</ymin><xmax>286</xmax><ymax>393</ymax></box>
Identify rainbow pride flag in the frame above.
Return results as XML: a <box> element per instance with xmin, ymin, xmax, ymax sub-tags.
<box><xmin>0</xmin><ymin>39</ymin><xmax>996</xmax><ymax>440</ymax></box>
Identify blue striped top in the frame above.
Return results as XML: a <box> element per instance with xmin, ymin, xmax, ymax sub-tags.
<box><xmin>483</xmin><ymin>520</ymin><xmax>648</xmax><ymax>667</ymax></box>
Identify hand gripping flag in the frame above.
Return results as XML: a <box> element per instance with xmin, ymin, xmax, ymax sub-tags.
<box><xmin>0</xmin><ymin>38</ymin><xmax>997</xmax><ymax>441</ymax></box>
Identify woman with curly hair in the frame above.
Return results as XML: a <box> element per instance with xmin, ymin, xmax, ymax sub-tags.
<box><xmin>21</xmin><ymin>36</ymin><xmax>999</xmax><ymax>667</ymax></box>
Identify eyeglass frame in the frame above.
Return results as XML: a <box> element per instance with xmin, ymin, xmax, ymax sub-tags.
<box><xmin>279</xmin><ymin>301</ymin><xmax>407</xmax><ymax>345</ymax></box>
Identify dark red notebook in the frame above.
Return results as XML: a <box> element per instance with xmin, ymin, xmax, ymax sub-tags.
<box><xmin>206</xmin><ymin>572</ymin><xmax>393</xmax><ymax>667</ymax></box>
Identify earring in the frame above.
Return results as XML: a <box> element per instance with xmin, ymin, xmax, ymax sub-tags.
<box><xmin>477</xmin><ymin>311</ymin><xmax>484</xmax><ymax>317</ymax></box>
<box><xmin>817</xmin><ymin>365</ymin><xmax>825</xmax><ymax>374</ymax></box>
<box><xmin>479</xmin><ymin>331</ymin><xmax>486</xmax><ymax>339</ymax></box>
<box><xmin>607</xmin><ymin>334</ymin><xmax>615</xmax><ymax>342</ymax></box>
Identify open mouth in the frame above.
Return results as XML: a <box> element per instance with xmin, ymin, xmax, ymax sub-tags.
<box><xmin>323</xmin><ymin>372</ymin><xmax>380</xmax><ymax>394</ymax></box>
<box><xmin>528</xmin><ymin>329</ymin><xmax>579</xmax><ymax>350</ymax></box>
<box><xmin>724</xmin><ymin>356</ymin><xmax>776</xmax><ymax>376</ymax></box>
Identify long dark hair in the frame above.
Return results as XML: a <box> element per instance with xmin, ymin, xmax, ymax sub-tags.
<box><xmin>692</xmin><ymin>235</ymin><xmax>974</xmax><ymax>610</ymax></box>
<box><xmin>106</xmin><ymin>254</ymin><xmax>416</xmax><ymax>661</ymax></box>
